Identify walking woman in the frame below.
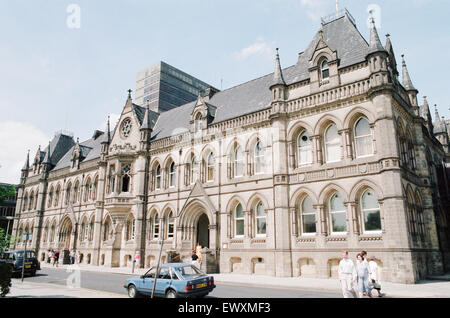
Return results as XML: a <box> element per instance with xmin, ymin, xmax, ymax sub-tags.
<box><xmin>356</xmin><ymin>253</ymin><xmax>372</xmax><ymax>298</ymax></box>
<box><xmin>369</xmin><ymin>257</ymin><xmax>383</xmax><ymax>297</ymax></box>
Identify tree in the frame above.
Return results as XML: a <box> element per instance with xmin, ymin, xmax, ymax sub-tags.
<box><xmin>0</xmin><ymin>184</ymin><xmax>16</xmax><ymax>204</ymax></box>
<box><xmin>0</xmin><ymin>262</ymin><xmax>12</xmax><ymax>297</ymax></box>
<box><xmin>0</xmin><ymin>228</ymin><xmax>15</xmax><ymax>252</ymax></box>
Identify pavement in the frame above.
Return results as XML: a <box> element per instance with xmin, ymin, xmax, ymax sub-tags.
<box><xmin>5</xmin><ymin>262</ymin><xmax>450</xmax><ymax>298</ymax></box>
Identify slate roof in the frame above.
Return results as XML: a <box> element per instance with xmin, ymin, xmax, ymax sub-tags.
<box><xmin>48</xmin><ymin>12</ymin><xmax>372</xmax><ymax>172</ymax></box>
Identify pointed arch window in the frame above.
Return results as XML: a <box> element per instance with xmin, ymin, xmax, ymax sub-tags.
<box><xmin>325</xmin><ymin>124</ymin><xmax>341</xmax><ymax>163</ymax></box>
<box><xmin>189</xmin><ymin>156</ymin><xmax>199</xmax><ymax>184</ymax></box>
<box><xmin>233</xmin><ymin>145</ymin><xmax>244</xmax><ymax>177</ymax></box>
<box><xmin>23</xmin><ymin>193</ymin><xmax>28</xmax><ymax>212</ymax></box>
<box><xmin>234</xmin><ymin>203</ymin><xmax>244</xmax><ymax>237</ymax></box>
<box><xmin>300</xmin><ymin>196</ymin><xmax>316</xmax><ymax>234</ymax></box>
<box><xmin>255</xmin><ymin>201</ymin><xmax>266</xmax><ymax>236</ymax></box>
<box><xmin>88</xmin><ymin>217</ymin><xmax>94</xmax><ymax>241</ymax></box>
<box><xmin>169</xmin><ymin>161</ymin><xmax>176</xmax><ymax>188</ymax></box>
<box><xmin>48</xmin><ymin>187</ymin><xmax>54</xmax><ymax>208</ymax></box>
<box><xmin>207</xmin><ymin>153</ymin><xmax>215</xmax><ymax>182</ymax></box>
<box><xmin>321</xmin><ymin>59</ymin><xmax>330</xmax><ymax>80</ymax></box>
<box><xmin>29</xmin><ymin>192</ymin><xmax>34</xmax><ymax>210</ymax></box>
<box><xmin>92</xmin><ymin>177</ymin><xmax>98</xmax><ymax>200</ymax></box>
<box><xmin>298</xmin><ymin>131</ymin><xmax>312</xmax><ymax>165</ymax></box>
<box><xmin>54</xmin><ymin>186</ymin><xmax>60</xmax><ymax>207</ymax></box>
<box><xmin>354</xmin><ymin>117</ymin><xmax>373</xmax><ymax>157</ymax></box>
<box><xmin>126</xmin><ymin>215</ymin><xmax>135</xmax><ymax>241</ymax></box>
<box><xmin>121</xmin><ymin>165</ymin><xmax>131</xmax><ymax>193</ymax></box>
<box><xmin>167</xmin><ymin>211</ymin><xmax>175</xmax><ymax>239</ymax></box>
<box><xmin>360</xmin><ymin>189</ymin><xmax>381</xmax><ymax>233</ymax></box>
<box><xmin>155</xmin><ymin>164</ymin><xmax>162</xmax><ymax>190</ymax></box>
<box><xmin>254</xmin><ymin>141</ymin><xmax>265</xmax><ymax>174</ymax></box>
<box><xmin>103</xmin><ymin>218</ymin><xmax>111</xmax><ymax>241</ymax></box>
<box><xmin>153</xmin><ymin>214</ymin><xmax>159</xmax><ymax>239</ymax></box>
<box><xmin>329</xmin><ymin>192</ymin><xmax>347</xmax><ymax>234</ymax></box>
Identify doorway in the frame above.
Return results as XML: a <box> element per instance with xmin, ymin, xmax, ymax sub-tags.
<box><xmin>196</xmin><ymin>214</ymin><xmax>210</xmax><ymax>249</ymax></box>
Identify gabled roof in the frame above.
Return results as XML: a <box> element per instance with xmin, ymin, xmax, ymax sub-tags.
<box><xmin>41</xmin><ymin>133</ymin><xmax>75</xmax><ymax>166</ymax></box>
<box><xmin>149</xmin><ymin>14</ymin><xmax>369</xmax><ymax>141</ymax></box>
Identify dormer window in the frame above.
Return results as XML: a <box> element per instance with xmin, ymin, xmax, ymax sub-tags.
<box><xmin>194</xmin><ymin>113</ymin><xmax>203</xmax><ymax>133</ymax></box>
<box><xmin>320</xmin><ymin>59</ymin><xmax>329</xmax><ymax>81</ymax></box>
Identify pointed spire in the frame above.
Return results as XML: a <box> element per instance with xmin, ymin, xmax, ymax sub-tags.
<box><xmin>140</xmin><ymin>103</ymin><xmax>152</xmax><ymax>130</ymax></box>
<box><xmin>107</xmin><ymin>115</ymin><xmax>111</xmax><ymax>143</ymax></box>
<box><xmin>42</xmin><ymin>141</ymin><xmax>51</xmax><ymax>165</ymax></box>
<box><xmin>401</xmin><ymin>54</ymin><xmax>416</xmax><ymax>91</ymax></box>
<box><xmin>127</xmin><ymin>89</ymin><xmax>132</xmax><ymax>100</ymax></box>
<box><xmin>271</xmin><ymin>48</ymin><xmax>286</xmax><ymax>87</ymax></box>
<box><xmin>22</xmin><ymin>150</ymin><xmax>30</xmax><ymax>171</ymax></box>
<box><xmin>367</xmin><ymin>13</ymin><xmax>387</xmax><ymax>56</ymax></box>
<box><xmin>385</xmin><ymin>34</ymin><xmax>398</xmax><ymax>76</ymax></box>
<box><xmin>434</xmin><ymin>105</ymin><xmax>446</xmax><ymax>134</ymax></box>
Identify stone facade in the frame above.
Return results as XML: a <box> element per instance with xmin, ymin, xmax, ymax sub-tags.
<box><xmin>11</xmin><ymin>11</ymin><xmax>450</xmax><ymax>283</ymax></box>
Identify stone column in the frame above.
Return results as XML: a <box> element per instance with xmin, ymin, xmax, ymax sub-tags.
<box><xmin>92</xmin><ymin>162</ymin><xmax>107</xmax><ymax>265</ymax></box>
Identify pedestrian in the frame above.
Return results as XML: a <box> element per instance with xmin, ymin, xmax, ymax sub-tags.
<box><xmin>195</xmin><ymin>243</ymin><xmax>202</xmax><ymax>266</ymax></box>
<box><xmin>70</xmin><ymin>249</ymin><xmax>76</xmax><ymax>265</ymax></box>
<box><xmin>338</xmin><ymin>250</ymin><xmax>357</xmax><ymax>298</ymax></box>
<box><xmin>48</xmin><ymin>249</ymin><xmax>54</xmax><ymax>264</ymax></box>
<box><xmin>75</xmin><ymin>250</ymin><xmax>81</xmax><ymax>264</ymax></box>
<box><xmin>361</xmin><ymin>250</ymin><xmax>369</xmax><ymax>296</ymax></box>
<box><xmin>191</xmin><ymin>250</ymin><xmax>199</xmax><ymax>268</ymax></box>
<box><xmin>356</xmin><ymin>253</ymin><xmax>372</xmax><ymax>298</ymax></box>
<box><xmin>369</xmin><ymin>257</ymin><xmax>382</xmax><ymax>297</ymax></box>
<box><xmin>54</xmin><ymin>250</ymin><xmax>59</xmax><ymax>268</ymax></box>
<box><xmin>134</xmin><ymin>251</ymin><xmax>141</xmax><ymax>269</ymax></box>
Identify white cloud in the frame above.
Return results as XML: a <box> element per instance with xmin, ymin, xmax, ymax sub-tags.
<box><xmin>300</xmin><ymin>0</ymin><xmax>330</xmax><ymax>21</ymax></box>
<box><xmin>0</xmin><ymin>121</ymin><xmax>50</xmax><ymax>184</ymax></box>
<box><xmin>234</xmin><ymin>38</ymin><xmax>274</xmax><ymax>61</ymax></box>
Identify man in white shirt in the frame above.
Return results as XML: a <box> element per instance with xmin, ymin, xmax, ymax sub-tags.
<box><xmin>338</xmin><ymin>250</ymin><xmax>357</xmax><ymax>298</ymax></box>
<box><xmin>368</xmin><ymin>257</ymin><xmax>382</xmax><ymax>297</ymax></box>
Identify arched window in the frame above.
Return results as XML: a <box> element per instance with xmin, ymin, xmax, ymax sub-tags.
<box><xmin>325</xmin><ymin>124</ymin><xmax>341</xmax><ymax>163</ymax></box>
<box><xmin>207</xmin><ymin>153</ymin><xmax>215</xmax><ymax>182</ymax></box>
<box><xmin>255</xmin><ymin>201</ymin><xmax>266</xmax><ymax>236</ymax></box>
<box><xmin>415</xmin><ymin>195</ymin><xmax>425</xmax><ymax>239</ymax></box>
<box><xmin>121</xmin><ymin>165</ymin><xmax>131</xmax><ymax>193</ymax></box>
<box><xmin>194</xmin><ymin>113</ymin><xmax>203</xmax><ymax>133</ymax></box>
<box><xmin>321</xmin><ymin>59</ymin><xmax>329</xmax><ymax>80</ymax></box>
<box><xmin>155</xmin><ymin>164</ymin><xmax>161</xmax><ymax>190</ymax></box>
<box><xmin>88</xmin><ymin>216</ymin><xmax>94</xmax><ymax>241</ymax></box>
<box><xmin>48</xmin><ymin>187</ymin><xmax>54</xmax><ymax>208</ymax></box>
<box><xmin>408</xmin><ymin>140</ymin><xmax>416</xmax><ymax>170</ymax></box>
<box><xmin>84</xmin><ymin>178</ymin><xmax>92</xmax><ymax>202</ymax></box>
<box><xmin>50</xmin><ymin>222</ymin><xmax>56</xmax><ymax>243</ymax></box>
<box><xmin>43</xmin><ymin>222</ymin><xmax>49</xmax><ymax>243</ymax></box>
<box><xmin>107</xmin><ymin>165</ymin><xmax>116</xmax><ymax>194</ymax></box>
<box><xmin>233</xmin><ymin>145</ymin><xmax>244</xmax><ymax>177</ymax></box>
<box><xmin>234</xmin><ymin>203</ymin><xmax>244</xmax><ymax>237</ymax></box>
<box><xmin>80</xmin><ymin>218</ymin><xmax>87</xmax><ymax>241</ymax></box>
<box><xmin>300</xmin><ymin>196</ymin><xmax>316</xmax><ymax>234</ymax></box>
<box><xmin>169</xmin><ymin>161</ymin><xmax>176</xmax><ymax>187</ymax></box>
<box><xmin>354</xmin><ymin>117</ymin><xmax>373</xmax><ymax>157</ymax></box>
<box><xmin>360</xmin><ymin>189</ymin><xmax>381</xmax><ymax>233</ymax></box>
<box><xmin>23</xmin><ymin>193</ymin><xmax>28</xmax><ymax>212</ymax></box>
<box><xmin>103</xmin><ymin>217</ymin><xmax>111</xmax><ymax>241</ymax></box>
<box><xmin>74</xmin><ymin>181</ymin><xmax>80</xmax><ymax>203</ymax></box>
<box><xmin>167</xmin><ymin>212</ymin><xmax>174</xmax><ymax>239</ymax></box>
<box><xmin>65</xmin><ymin>183</ymin><xmax>72</xmax><ymax>205</ymax></box>
<box><xmin>126</xmin><ymin>215</ymin><xmax>135</xmax><ymax>241</ymax></box>
<box><xmin>54</xmin><ymin>186</ymin><xmax>60</xmax><ymax>207</ymax></box>
<box><xmin>297</xmin><ymin>131</ymin><xmax>312</xmax><ymax>165</ymax></box>
<box><xmin>254</xmin><ymin>141</ymin><xmax>265</xmax><ymax>174</ymax></box>
<box><xmin>407</xmin><ymin>191</ymin><xmax>417</xmax><ymax>237</ymax></box>
<box><xmin>29</xmin><ymin>191</ymin><xmax>34</xmax><ymax>210</ymax></box>
<box><xmin>398</xmin><ymin>123</ymin><xmax>408</xmax><ymax>167</ymax></box>
<box><xmin>329</xmin><ymin>192</ymin><xmax>346</xmax><ymax>234</ymax></box>
<box><xmin>153</xmin><ymin>214</ymin><xmax>159</xmax><ymax>239</ymax></box>
<box><xmin>92</xmin><ymin>176</ymin><xmax>98</xmax><ymax>200</ymax></box>
<box><xmin>189</xmin><ymin>156</ymin><xmax>199</xmax><ymax>184</ymax></box>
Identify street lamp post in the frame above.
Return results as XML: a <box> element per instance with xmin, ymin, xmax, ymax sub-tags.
<box><xmin>151</xmin><ymin>239</ymin><xmax>164</xmax><ymax>299</ymax></box>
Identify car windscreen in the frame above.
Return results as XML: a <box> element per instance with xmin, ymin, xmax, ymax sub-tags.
<box><xmin>15</xmin><ymin>251</ymin><xmax>35</xmax><ymax>259</ymax></box>
<box><xmin>175</xmin><ymin>265</ymin><xmax>205</xmax><ymax>279</ymax></box>
<box><xmin>0</xmin><ymin>253</ymin><xmax>14</xmax><ymax>260</ymax></box>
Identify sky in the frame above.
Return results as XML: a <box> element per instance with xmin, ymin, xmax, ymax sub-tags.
<box><xmin>0</xmin><ymin>0</ymin><xmax>449</xmax><ymax>184</ymax></box>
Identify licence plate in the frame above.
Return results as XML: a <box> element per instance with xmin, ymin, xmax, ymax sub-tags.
<box><xmin>25</xmin><ymin>265</ymin><xmax>31</xmax><ymax>269</ymax></box>
<box><xmin>196</xmin><ymin>283</ymin><xmax>207</xmax><ymax>288</ymax></box>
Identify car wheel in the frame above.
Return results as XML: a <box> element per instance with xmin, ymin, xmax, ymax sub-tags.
<box><xmin>127</xmin><ymin>285</ymin><xmax>139</xmax><ymax>298</ymax></box>
<box><xmin>165</xmin><ymin>289</ymin><xmax>177</xmax><ymax>298</ymax></box>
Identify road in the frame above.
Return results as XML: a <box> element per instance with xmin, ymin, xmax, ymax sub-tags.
<box><xmin>13</xmin><ymin>267</ymin><xmax>342</xmax><ymax>298</ymax></box>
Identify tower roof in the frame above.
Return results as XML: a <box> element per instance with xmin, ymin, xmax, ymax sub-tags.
<box><xmin>401</xmin><ymin>55</ymin><xmax>416</xmax><ymax>91</ymax></box>
<box><xmin>367</xmin><ymin>16</ymin><xmax>387</xmax><ymax>56</ymax></box>
<box><xmin>270</xmin><ymin>48</ymin><xmax>286</xmax><ymax>87</ymax></box>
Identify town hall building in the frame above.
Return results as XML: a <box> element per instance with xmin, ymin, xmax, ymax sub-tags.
<box><xmin>11</xmin><ymin>9</ymin><xmax>450</xmax><ymax>283</ymax></box>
